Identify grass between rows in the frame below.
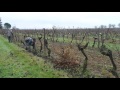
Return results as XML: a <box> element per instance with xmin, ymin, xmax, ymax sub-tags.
<box><xmin>0</xmin><ymin>35</ymin><xmax>69</xmax><ymax>78</ymax></box>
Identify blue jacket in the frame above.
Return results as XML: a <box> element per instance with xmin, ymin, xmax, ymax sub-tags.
<box><xmin>25</xmin><ymin>37</ymin><xmax>33</xmax><ymax>46</ymax></box>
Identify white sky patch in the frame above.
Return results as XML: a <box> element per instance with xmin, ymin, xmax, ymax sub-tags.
<box><xmin>0</xmin><ymin>12</ymin><xmax>120</xmax><ymax>29</ymax></box>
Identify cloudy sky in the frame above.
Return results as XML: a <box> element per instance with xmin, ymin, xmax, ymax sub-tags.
<box><xmin>0</xmin><ymin>12</ymin><xmax>120</xmax><ymax>29</ymax></box>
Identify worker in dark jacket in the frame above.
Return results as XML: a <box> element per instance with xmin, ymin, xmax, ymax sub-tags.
<box><xmin>24</xmin><ymin>37</ymin><xmax>36</xmax><ymax>50</ymax></box>
<box><xmin>7</xmin><ymin>29</ymin><xmax>13</xmax><ymax>43</ymax></box>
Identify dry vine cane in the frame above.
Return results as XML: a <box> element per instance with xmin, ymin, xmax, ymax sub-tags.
<box><xmin>44</xmin><ymin>39</ymin><xmax>51</xmax><ymax>57</ymax></box>
<box><xmin>38</xmin><ymin>37</ymin><xmax>51</xmax><ymax>57</ymax></box>
<box><xmin>99</xmin><ymin>33</ymin><xmax>119</xmax><ymax>78</ymax></box>
<box><xmin>38</xmin><ymin>36</ymin><xmax>43</xmax><ymax>55</ymax></box>
<box><xmin>76</xmin><ymin>34</ymin><xmax>89</xmax><ymax>76</ymax></box>
<box><xmin>77</xmin><ymin>42</ymin><xmax>89</xmax><ymax>74</ymax></box>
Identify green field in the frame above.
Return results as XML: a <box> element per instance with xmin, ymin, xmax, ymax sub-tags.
<box><xmin>0</xmin><ymin>35</ymin><xmax>69</xmax><ymax>78</ymax></box>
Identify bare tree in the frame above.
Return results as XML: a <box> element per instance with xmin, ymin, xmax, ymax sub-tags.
<box><xmin>118</xmin><ymin>23</ymin><xmax>120</xmax><ymax>28</ymax></box>
<box><xmin>109</xmin><ymin>24</ymin><xmax>112</xmax><ymax>28</ymax></box>
<box><xmin>111</xmin><ymin>24</ymin><xmax>115</xmax><ymax>28</ymax></box>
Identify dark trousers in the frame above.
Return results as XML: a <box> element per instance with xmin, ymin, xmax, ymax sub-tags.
<box><xmin>8</xmin><ymin>36</ymin><xmax>11</xmax><ymax>43</ymax></box>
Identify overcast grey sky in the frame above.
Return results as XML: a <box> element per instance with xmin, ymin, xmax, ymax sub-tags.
<box><xmin>0</xmin><ymin>12</ymin><xmax>120</xmax><ymax>29</ymax></box>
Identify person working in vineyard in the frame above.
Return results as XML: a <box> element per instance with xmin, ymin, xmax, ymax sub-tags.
<box><xmin>7</xmin><ymin>29</ymin><xmax>13</xmax><ymax>43</ymax></box>
<box><xmin>24</xmin><ymin>36</ymin><xmax>36</xmax><ymax>50</ymax></box>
